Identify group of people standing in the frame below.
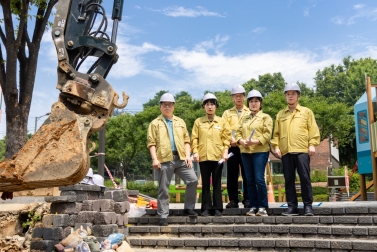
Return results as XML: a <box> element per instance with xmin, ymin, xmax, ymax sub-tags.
<box><xmin>147</xmin><ymin>83</ymin><xmax>320</xmax><ymax>226</ymax></box>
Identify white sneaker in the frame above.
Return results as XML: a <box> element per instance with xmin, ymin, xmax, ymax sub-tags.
<box><xmin>256</xmin><ymin>207</ymin><xmax>268</xmax><ymax>216</ymax></box>
<box><xmin>246</xmin><ymin>208</ymin><xmax>257</xmax><ymax>216</ymax></box>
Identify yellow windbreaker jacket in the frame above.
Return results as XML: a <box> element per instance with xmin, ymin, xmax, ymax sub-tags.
<box><xmin>191</xmin><ymin>115</ymin><xmax>231</xmax><ymax>162</ymax></box>
<box><xmin>235</xmin><ymin>110</ymin><xmax>273</xmax><ymax>153</ymax></box>
<box><xmin>271</xmin><ymin>104</ymin><xmax>320</xmax><ymax>156</ymax></box>
<box><xmin>222</xmin><ymin>105</ymin><xmax>250</xmax><ymax>131</ymax></box>
<box><xmin>147</xmin><ymin>115</ymin><xmax>190</xmax><ymax>163</ymax></box>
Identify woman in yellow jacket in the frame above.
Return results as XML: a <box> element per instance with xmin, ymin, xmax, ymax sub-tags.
<box><xmin>235</xmin><ymin>90</ymin><xmax>272</xmax><ymax>217</ymax></box>
<box><xmin>192</xmin><ymin>93</ymin><xmax>231</xmax><ymax>217</ymax></box>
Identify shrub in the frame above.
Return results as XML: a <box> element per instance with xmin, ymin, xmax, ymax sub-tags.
<box><xmin>311</xmin><ymin>169</ymin><xmax>327</xmax><ymax>182</ymax></box>
<box><xmin>314</xmin><ymin>194</ymin><xmax>329</xmax><ymax>202</ymax></box>
<box><xmin>312</xmin><ymin>186</ymin><xmax>328</xmax><ymax>195</ymax></box>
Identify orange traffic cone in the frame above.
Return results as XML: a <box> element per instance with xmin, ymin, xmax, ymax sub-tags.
<box><xmin>267</xmin><ymin>182</ymin><xmax>275</xmax><ymax>203</ymax></box>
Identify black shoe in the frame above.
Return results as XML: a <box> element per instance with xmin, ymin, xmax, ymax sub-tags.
<box><xmin>304</xmin><ymin>206</ymin><xmax>314</xmax><ymax>216</ymax></box>
<box><xmin>159</xmin><ymin>218</ymin><xmax>168</xmax><ymax>226</ymax></box>
<box><xmin>183</xmin><ymin>209</ymin><xmax>198</xmax><ymax>217</ymax></box>
<box><xmin>225</xmin><ymin>200</ymin><xmax>239</xmax><ymax>209</ymax></box>
<box><xmin>214</xmin><ymin>210</ymin><xmax>222</xmax><ymax>216</ymax></box>
<box><xmin>201</xmin><ymin>210</ymin><xmax>210</xmax><ymax>216</ymax></box>
<box><xmin>243</xmin><ymin>200</ymin><xmax>251</xmax><ymax>208</ymax></box>
<box><xmin>282</xmin><ymin>207</ymin><xmax>299</xmax><ymax>216</ymax></box>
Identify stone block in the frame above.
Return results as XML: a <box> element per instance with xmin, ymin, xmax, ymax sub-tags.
<box><xmin>272</xmin><ymin>208</ymin><xmax>284</xmax><ymax>215</ymax></box>
<box><xmin>353</xmin><ymin>227</ymin><xmax>368</xmax><ymax>236</ymax></box>
<box><xmin>148</xmin><ymin>226</ymin><xmax>160</xmax><ymax>233</ymax></box>
<box><xmin>345</xmin><ymin>206</ymin><xmax>368</xmax><ymax>214</ymax></box>
<box><xmin>94</xmin><ymin>212</ymin><xmax>117</xmax><ymax>225</ymax></box>
<box><xmin>253</xmin><ymin>238</ymin><xmax>275</xmax><ymax>247</ymax></box>
<box><xmin>62</xmin><ymin>226</ymin><xmax>72</xmax><ymax>238</ymax></box>
<box><xmin>234</xmin><ymin>225</ymin><xmax>258</xmax><ymax>233</ymax></box>
<box><xmin>50</xmin><ymin>202</ymin><xmax>82</xmax><ymax>214</ymax></box>
<box><xmin>313</xmin><ymin>207</ymin><xmax>332</xmax><ymax>215</ymax></box>
<box><xmin>156</xmin><ymin>239</ymin><xmax>169</xmax><ymax>246</ymax></box>
<box><xmin>221</xmin><ymin>238</ymin><xmax>238</xmax><ymax>246</ymax></box>
<box><xmin>127</xmin><ymin>217</ymin><xmax>138</xmax><ymax>224</ymax></box>
<box><xmin>32</xmin><ymin>227</ymin><xmax>44</xmax><ymax>238</ymax></box>
<box><xmin>275</xmin><ymin>239</ymin><xmax>289</xmax><ymax>247</ymax></box>
<box><xmin>30</xmin><ymin>240</ymin><xmax>56</xmax><ymax>251</ymax></box>
<box><xmin>275</xmin><ymin>216</ymin><xmax>292</xmax><ymax>224</ymax></box>
<box><xmin>317</xmin><ymin>226</ymin><xmax>331</xmax><ymax>235</ymax></box>
<box><xmin>92</xmin><ymin>199</ymin><xmax>115</xmax><ymax>212</ymax></box>
<box><xmin>258</xmin><ymin>225</ymin><xmax>271</xmax><ymax>234</ymax></box>
<box><xmin>212</xmin><ymin>216</ymin><xmax>235</xmax><ymax>224</ymax></box>
<box><xmin>160</xmin><ymin>226</ymin><xmax>179</xmax><ymax>233</ymax></box>
<box><xmin>331</xmin><ymin>240</ymin><xmax>352</xmax><ymax>249</ymax></box>
<box><xmin>331</xmin><ymin>207</ymin><xmax>345</xmax><ymax>215</ymax></box>
<box><xmin>169</xmin><ymin>238</ymin><xmax>184</xmax><ymax>247</ymax></box>
<box><xmin>126</xmin><ymin>189</ymin><xmax>139</xmax><ymax>196</ymax></box>
<box><xmin>61</xmin><ymin>190</ymin><xmax>99</xmax><ymax>202</ymax></box>
<box><xmin>239</xmin><ymin>239</ymin><xmax>252</xmax><ymax>247</ymax></box>
<box><xmin>353</xmin><ymin>240</ymin><xmax>377</xmax><ymax>250</ymax></box>
<box><xmin>369</xmin><ymin>206</ymin><xmax>377</xmax><ymax>214</ymax></box>
<box><xmin>271</xmin><ymin>225</ymin><xmax>289</xmax><ymax>234</ymax></box>
<box><xmin>141</xmin><ymin>238</ymin><xmax>156</xmax><ymax>246</ymax></box>
<box><xmin>223</xmin><ymin>208</ymin><xmax>241</xmax><ymax>215</ymax></box>
<box><xmin>129</xmin><ymin>226</ymin><xmax>149</xmax><ymax>233</ymax></box>
<box><xmin>128</xmin><ymin>238</ymin><xmax>141</xmax><ymax>246</ymax></box>
<box><xmin>234</xmin><ymin>216</ymin><xmax>246</xmax><ymax>223</ymax></box>
<box><xmin>185</xmin><ymin>239</ymin><xmax>208</xmax><ymax>246</ymax></box>
<box><xmin>167</xmin><ymin>216</ymin><xmax>187</xmax><ymax>224</ymax></box>
<box><xmin>201</xmin><ymin>226</ymin><xmax>212</xmax><ymax>233</ymax></box>
<box><xmin>145</xmin><ymin>209</ymin><xmax>157</xmax><ymax>215</ymax></box>
<box><xmin>82</xmin><ymin>200</ymin><xmax>94</xmax><ymax>211</ymax></box>
<box><xmin>197</xmin><ymin>216</ymin><xmax>213</xmax><ymax>224</ymax></box>
<box><xmin>42</xmin><ymin>215</ymin><xmax>53</xmax><ymax>227</ymax></box>
<box><xmin>290</xmin><ymin>239</ymin><xmax>315</xmax><ymax>247</ymax></box>
<box><xmin>368</xmin><ymin>227</ymin><xmax>377</xmax><ymax>235</ymax></box>
<box><xmin>105</xmin><ymin>189</ymin><xmax>129</xmax><ymax>202</ymax></box>
<box><xmin>51</xmin><ymin>214</ymin><xmax>70</xmax><ymax>227</ymax></box>
<box><xmin>59</xmin><ymin>184</ymin><xmax>101</xmax><ymax>191</ymax></box>
<box><xmin>43</xmin><ymin>227</ymin><xmax>63</xmax><ymax>240</ymax></box>
<box><xmin>246</xmin><ymin>216</ymin><xmax>262</xmax><ymax>224</ymax></box>
<box><xmin>262</xmin><ymin>216</ymin><xmax>275</xmax><ymax>224</ymax></box>
<box><xmin>69</xmin><ymin>214</ymin><xmax>78</xmax><ymax>227</ymax></box>
<box><xmin>358</xmin><ymin>216</ymin><xmax>373</xmax><ymax>224</ymax></box>
<box><xmin>333</xmin><ymin>216</ymin><xmax>358</xmax><ymax>224</ymax></box>
<box><xmin>315</xmin><ymin>240</ymin><xmax>330</xmax><ymax>248</ymax></box>
<box><xmin>114</xmin><ymin>201</ymin><xmax>130</xmax><ymax>214</ymax></box>
<box><xmin>45</xmin><ymin>195</ymin><xmax>77</xmax><ymax>203</ymax></box>
<box><xmin>292</xmin><ymin>216</ymin><xmax>319</xmax><ymax>224</ymax></box>
<box><xmin>148</xmin><ymin>217</ymin><xmax>159</xmax><ymax>224</ymax></box>
<box><xmin>332</xmin><ymin>226</ymin><xmax>352</xmax><ymax>235</ymax></box>
<box><xmin>212</xmin><ymin>225</ymin><xmax>233</xmax><ymax>233</ymax></box>
<box><xmin>208</xmin><ymin>239</ymin><xmax>221</xmax><ymax>246</ymax></box>
<box><xmin>116</xmin><ymin>214</ymin><xmax>128</xmax><ymax>226</ymax></box>
<box><xmin>319</xmin><ymin>216</ymin><xmax>333</xmax><ymax>224</ymax></box>
<box><xmin>289</xmin><ymin>225</ymin><xmax>317</xmax><ymax>234</ymax></box>
<box><xmin>179</xmin><ymin>226</ymin><xmax>202</xmax><ymax>233</ymax></box>
<box><xmin>77</xmin><ymin>211</ymin><xmax>97</xmax><ymax>223</ymax></box>
<box><xmin>91</xmin><ymin>224</ymin><xmax>118</xmax><ymax>237</ymax></box>
<box><xmin>138</xmin><ymin>217</ymin><xmax>148</xmax><ymax>224</ymax></box>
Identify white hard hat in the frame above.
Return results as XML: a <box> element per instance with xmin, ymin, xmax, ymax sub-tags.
<box><xmin>91</xmin><ymin>174</ymin><xmax>105</xmax><ymax>187</ymax></box>
<box><xmin>86</xmin><ymin>168</ymin><xmax>94</xmax><ymax>178</ymax></box>
<box><xmin>159</xmin><ymin>93</ymin><xmax>175</xmax><ymax>103</ymax></box>
<box><xmin>231</xmin><ymin>84</ymin><xmax>246</xmax><ymax>95</ymax></box>
<box><xmin>79</xmin><ymin>177</ymin><xmax>91</xmax><ymax>185</ymax></box>
<box><xmin>247</xmin><ymin>90</ymin><xmax>263</xmax><ymax>100</ymax></box>
<box><xmin>284</xmin><ymin>83</ymin><xmax>301</xmax><ymax>94</ymax></box>
<box><xmin>202</xmin><ymin>93</ymin><xmax>219</xmax><ymax>107</ymax></box>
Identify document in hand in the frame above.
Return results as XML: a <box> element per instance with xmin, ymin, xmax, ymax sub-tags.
<box><xmin>218</xmin><ymin>152</ymin><xmax>234</xmax><ymax>164</ymax></box>
<box><xmin>248</xmin><ymin>129</ymin><xmax>256</xmax><ymax>141</ymax></box>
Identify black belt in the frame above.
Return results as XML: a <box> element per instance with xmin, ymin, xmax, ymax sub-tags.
<box><xmin>172</xmin><ymin>151</ymin><xmax>178</xmax><ymax>155</ymax></box>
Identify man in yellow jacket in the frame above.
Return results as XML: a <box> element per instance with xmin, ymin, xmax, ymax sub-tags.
<box><xmin>222</xmin><ymin>84</ymin><xmax>250</xmax><ymax>208</ymax></box>
<box><xmin>271</xmin><ymin>83</ymin><xmax>320</xmax><ymax>216</ymax></box>
<box><xmin>147</xmin><ymin>93</ymin><xmax>198</xmax><ymax>226</ymax></box>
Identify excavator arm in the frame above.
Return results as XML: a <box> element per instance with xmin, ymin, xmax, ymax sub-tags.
<box><xmin>0</xmin><ymin>0</ymin><xmax>128</xmax><ymax>195</ymax></box>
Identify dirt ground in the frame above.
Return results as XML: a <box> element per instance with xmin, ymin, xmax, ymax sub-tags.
<box><xmin>0</xmin><ymin>202</ymin><xmax>50</xmax><ymax>252</ymax></box>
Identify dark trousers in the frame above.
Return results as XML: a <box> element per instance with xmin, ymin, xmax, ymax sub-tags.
<box><xmin>282</xmin><ymin>153</ymin><xmax>313</xmax><ymax>208</ymax></box>
<box><xmin>200</xmin><ymin>161</ymin><xmax>223</xmax><ymax>211</ymax></box>
<box><xmin>227</xmin><ymin>146</ymin><xmax>249</xmax><ymax>203</ymax></box>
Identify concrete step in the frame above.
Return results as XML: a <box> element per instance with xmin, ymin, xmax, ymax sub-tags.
<box><xmin>128</xmin><ymin>237</ymin><xmax>377</xmax><ymax>251</ymax></box>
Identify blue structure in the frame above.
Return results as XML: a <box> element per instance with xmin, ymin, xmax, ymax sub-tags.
<box><xmin>354</xmin><ymin>91</ymin><xmax>376</xmax><ymax>175</ymax></box>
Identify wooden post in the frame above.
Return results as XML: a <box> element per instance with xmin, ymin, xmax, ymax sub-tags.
<box><xmin>366</xmin><ymin>77</ymin><xmax>377</xmax><ymax>200</ymax></box>
<box><xmin>278</xmin><ymin>184</ymin><xmax>282</xmax><ymax>202</ymax></box>
<box><xmin>360</xmin><ymin>174</ymin><xmax>367</xmax><ymax>201</ymax></box>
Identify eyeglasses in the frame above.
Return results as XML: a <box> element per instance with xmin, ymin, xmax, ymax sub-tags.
<box><xmin>161</xmin><ymin>102</ymin><xmax>174</xmax><ymax>107</ymax></box>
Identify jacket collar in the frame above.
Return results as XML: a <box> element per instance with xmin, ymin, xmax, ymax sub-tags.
<box><xmin>283</xmin><ymin>104</ymin><xmax>302</xmax><ymax>113</ymax></box>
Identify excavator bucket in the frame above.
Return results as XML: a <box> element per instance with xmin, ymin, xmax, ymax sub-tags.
<box><xmin>0</xmin><ymin>102</ymin><xmax>92</xmax><ymax>192</ymax></box>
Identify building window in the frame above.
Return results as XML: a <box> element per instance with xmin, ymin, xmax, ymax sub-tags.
<box><xmin>271</xmin><ymin>161</ymin><xmax>283</xmax><ymax>175</ymax></box>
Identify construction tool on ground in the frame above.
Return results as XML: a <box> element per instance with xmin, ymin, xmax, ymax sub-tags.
<box><xmin>0</xmin><ymin>0</ymin><xmax>128</xmax><ymax>196</ymax></box>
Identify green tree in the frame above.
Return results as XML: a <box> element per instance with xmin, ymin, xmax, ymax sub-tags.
<box><xmin>0</xmin><ymin>136</ymin><xmax>5</xmax><ymax>162</ymax></box>
<box><xmin>0</xmin><ymin>0</ymin><xmax>57</xmax><ymax>158</ymax></box>
<box><xmin>143</xmin><ymin>90</ymin><xmax>168</xmax><ymax>109</ymax></box>
<box><xmin>243</xmin><ymin>72</ymin><xmax>286</xmax><ymax>96</ymax></box>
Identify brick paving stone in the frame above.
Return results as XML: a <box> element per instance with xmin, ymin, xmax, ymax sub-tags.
<box><xmin>50</xmin><ymin>202</ymin><xmax>82</xmax><ymax>214</ymax></box>
<box><xmin>221</xmin><ymin>238</ymin><xmax>239</xmax><ymax>246</ymax></box>
<box><xmin>82</xmin><ymin>200</ymin><xmax>94</xmax><ymax>211</ymax></box>
<box><xmin>313</xmin><ymin>208</ymin><xmax>332</xmax><ymax>215</ymax></box>
<box><xmin>358</xmin><ymin>216</ymin><xmax>373</xmax><ymax>224</ymax></box>
<box><xmin>331</xmin><ymin>207</ymin><xmax>345</xmax><ymax>215</ymax></box>
<box><xmin>234</xmin><ymin>216</ymin><xmax>246</xmax><ymax>223</ymax></box>
<box><xmin>114</xmin><ymin>201</ymin><xmax>130</xmax><ymax>214</ymax></box>
<box><xmin>32</xmin><ymin>227</ymin><xmax>44</xmax><ymax>238</ymax></box>
<box><xmin>91</xmin><ymin>224</ymin><xmax>117</xmax><ymax>237</ymax></box>
<box><xmin>168</xmin><ymin>216</ymin><xmax>187</xmax><ymax>223</ymax></box>
<box><xmin>223</xmin><ymin>208</ymin><xmax>242</xmax><ymax>215</ymax></box>
<box><xmin>208</xmin><ymin>239</ymin><xmax>221</xmax><ymax>246</ymax></box>
<box><xmin>262</xmin><ymin>216</ymin><xmax>275</xmax><ymax>224</ymax></box>
<box><xmin>258</xmin><ymin>225</ymin><xmax>271</xmax><ymax>233</ymax></box>
<box><xmin>290</xmin><ymin>238</ymin><xmax>315</xmax><ymax>248</ymax></box>
<box><xmin>197</xmin><ymin>216</ymin><xmax>213</xmax><ymax>224</ymax></box>
<box><xmin>253</xmin><ymin>238</ymin><xmax>275</xmax><ymax>247</ymax></box>
<box><xmin>346</xmin><ymin>206</ymin><xmax>369</xmax><ymax>214</ymax></box>
<box><xmin>141</xmin><ymin>238</ymin><xmax>156</xmax><ymax>246</ymax></box>
<box><xmin>333</xmin><ymin>216</ymin><xmax>358</xmax><ymax>224</ymax></box>
<box><xmin>332</xmin><ymin>226</ymin><xmax>352</xmax><ymax>235</ymax></box>
<box><xmin>179</xmin><ymin>226</ymin><xmax>202</xmax><ymax>233</ymax></box>
<box><xmin>169</xmin><ymin>238</ymin><xmax>185</xmax><ymax>247</ymax></box>
<box><xmin>93</xmin><ymin>212</ymin><xmax>117</xmax><ymax>224</ymax></box>
<box><xmin>126</xmin><ymin>190</ymin><xmax>139</xmax><ymax>196</ymax></box>
<box><xmin>156</xmin><ymin>239</ymin><xmax>169</xmax><ymax>246</ymax></box>
<box><xmin>246</xmin><ymin>216</ymin><xmax>263</xmax><ymax>224</ymax></box>
<box><xmin>129</xmin><ymin>226</ymin><xmax>149</xmax><ymax>233</ymax></box>
<box><xmin>92</xmin><ymin>199</ymin><xmax>115</xmax><ymax>212</ymax></box>
<box><xmin>43</xmin><ymin>227</ymin><xmax>63</xmax><ymax>240</ymax></box>
<box><xmin>127</xmin><ymin>217</ymin><xmax>138</xmax><ymax>224</ymax></box>
<box><xmin>52</xmin><ymin>214</ymin><xmax>70</xmax><ymax>227</ymax></box>
<box><xmin>30</xmin><ymin>240</ymin><xmax>56</xmax><ymax>251</ymax></box>
<box><xmin>234</xmin><ymin>225</ymin><xmax>258</xmax><ymax>233</ymax></box>
<box><xmin>275</xmin><ymin>216</ymin><xmax>292</xmax><ymax>224</ymax></box>
<box><xmin>331</xmin><ymin>240</ymin><xmax>352</xmax><ymax>250</ymax></box>
<box><xmin>105</xmin><ymin>189</ymin><xmax>129</xmax><ymax>202</ymax></box>
<box><xmin>271</xmin><ymin>226</ymin><xmax>289</xmax><ymax>234</ymax></box>
<box><xmin>185</xmin><ymin>239</ymin><xmax>208</xmax><ymax>247</ymax></box>
<box><xmin>238</xmin><ymin>239</ymin><xmax>252</xmax><ymax>247</ymax></box>
<box><xmin>201</xmin><ymin>226</ymin><xmax>212</xmax><ymax>233</ymax></box>
<box><xmin>352</xmin><ymin>240</ymin><xmax>377</xmax><ymax>250</ymax></box>
<box><xmin>275</xmin><ymin>239</ymin><xmax>289</xmax><ymax>247</ymax></box>
<box><xmin>353</xmin><ymin>227</ymin><xmax>368</xmax><ymax>236</ymax></box>
<box><xmin>292</xmin><ymin>216</ymin><xmax>319</xmax><ymax>224</ymax></box>
<box><xmin>368</xmin><ymin>227</ymin><xmax>377</xmax><ymax>235</ymax></box>
<box><xmin>316</xmin><ymin>240</ymin><xmax>331</xmax><ymax>248</ymax></box>
<box><xmin>212</xmin><ymin>216</ymin><xmax>235</xmax><ymax>224</ymax></box>
<box><xmin>212</xmin><ymin>225</ymin><xmax>233</xmax><ymax>233</ymax></box>
<box><xmin>59</xmin><ymin>184</ymin><xmax>101</xmax><ymax>191</ymax></box>
<box><xmin>160</xmin><ymin>226</ymin><xmax>179</xmax><ymax>233</ymax></box>
<box><xmin>317</xmin><ymin>226</ymin><xmax>331</xmax><ymax>235</ymax></box>
<box><xmin>369</xmin><ymin>206</ymin><xmax>377</xmax><ymax>214</ymax></box>
<box><xmin>77</xmin><ymin>211</ymin><xmax>96</xmax><ymax>223</ymax></box>
<box><xmin>319</xmin><ymin>216</ymin><xmax>333</xmax><ymax>224</ymax></box>
<box><xmin>289</xmin><ymin>225</ymin><xmax>317</xmax><ymax>234</ymax></box>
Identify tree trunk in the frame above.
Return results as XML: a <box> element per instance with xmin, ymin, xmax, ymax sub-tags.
<box><xmin>5</xmin><ymin>106</ymin><xmax>29</xmax><ymax>159</ymax></box>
